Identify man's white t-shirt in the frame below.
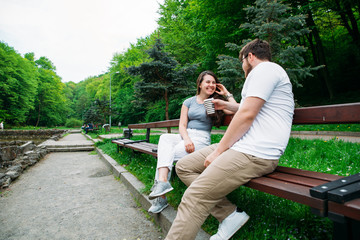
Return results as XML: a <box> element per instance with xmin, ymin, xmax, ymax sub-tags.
<box><xmin>231</xmin><ymin>62</ymin><xmax>294</xmax><ymax>160</ymax></box>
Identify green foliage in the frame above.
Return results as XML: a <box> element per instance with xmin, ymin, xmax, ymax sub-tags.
<box><xmin>27</xmin><ymin>56</ymin><xmax>69</xmax><ymax>127</ymax></box>
<box><xmin>144</xmin><ymin>100</ymin><xmax>166</xmax><ymax>122</ymax></box>
<box><xmin>83</xmin><ymin>99</ymin><xmax>108</xmax><ymax>125</ymax></box>
<box><xmin>127</xmin><ymin>38</ymin><xmax>198</xmax><ymax>120</ymax></box>
<box><xmin>1</xmin><ymin>0</ymin><xmax>359</xmax><ymax>127</ymax></box>
<box><xmin>159</xmin><ymin>0</ymin><xmax>252</xmax><ymax>71</ymax></box>
<box><xmin>0</xmin><ymin>42</ymin><xmax>38</xmax><ymax>125</ymax></box>
<box><xmin>65</xmin><ymin>118</ymin><xmax>83</xmax><ymax>128</ymax></box>
<box><xmin>218</xmin><ymin>0</ymin><xmax>321</xmax><ymax>93</ymax></box>
<box><xmin>158</xmin><ymin>0</ymin><xmax>201</xmax><ymax>65</ymax></box>
<box><xmin>217</xmin><ymin>44</ymin><xmax>244</xmax><ymax>99</ymax></box>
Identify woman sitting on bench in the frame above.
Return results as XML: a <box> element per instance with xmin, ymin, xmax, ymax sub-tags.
<box><xmin>148</xmin><ymin>70</ymin><xmax>237</xmax><ymax>213</ymax></box>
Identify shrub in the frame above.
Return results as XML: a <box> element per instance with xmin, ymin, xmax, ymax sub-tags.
<box><xmin>65</xmin><ymin>118</ymin><xmax>83</xmax><ymax>128</ymax></box>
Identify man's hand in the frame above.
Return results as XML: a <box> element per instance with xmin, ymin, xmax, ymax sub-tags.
<box><xmin>204</xmin><ymin>150</ymin><xmax>221</xmax><ymax>167</ymax></box>
<box><xmin>184</xmin><ymin>139</ymin><xmax>195</xmax><ymax>153</ymax></box>
<box><xmin>212</xmin><ymin>99</ymin><xmax>228</xmax><ymax>110</ymax></box>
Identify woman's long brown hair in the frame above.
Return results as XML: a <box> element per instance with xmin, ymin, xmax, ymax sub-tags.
<box><xmin>196</xmin><ymin>70</ymin><xmax>227</xmax><ymax>127</ymax></box>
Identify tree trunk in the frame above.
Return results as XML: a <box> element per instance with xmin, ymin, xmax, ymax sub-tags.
<box><xmin>35</xmin><ymin>102</ymin><xmax>41</xmax><ymax>127</ymax></box>
<box><xmin>165</xmin><ymin>89</ymin><xmax>171</xmax><ymax>133</ymax></box>
<box><xmin>343</xmin><ymin>0</ymin><xmax>360</xmax><ymax>45</ymax></box>
<box><xmin>305</xmin><ymin>4</ymin><xmax>334</xmax><ymax>99</ymax></box>
<box><xmin>333</xmin><ymin>0</ymin><xmax>360</xmax><ymax>45</ymax></box>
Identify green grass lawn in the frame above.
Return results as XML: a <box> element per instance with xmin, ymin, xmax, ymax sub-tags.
<box><xmin>291</xmin><ymin>124</ymin><xmax>360</xmax><ymax>132</ymax></box>
<box><xmin>96</xmin><ymin>132</ymin><xmax>360</xmax><ymax>240</ymax></box>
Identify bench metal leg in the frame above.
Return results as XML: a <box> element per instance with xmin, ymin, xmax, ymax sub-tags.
<box><xmin>329</xmin><ymin>212</ymin><xmax>360</xmax><ymax>240</ymax></box>
<box><xmin>351</xmin><ymin>219</ymin><xmax>360</xmax><ymax>240</ymax></box>
<box><xmin>146</xmin><ymin>128</ymin><xmax>150</xmax><ymax>142</ymax></box>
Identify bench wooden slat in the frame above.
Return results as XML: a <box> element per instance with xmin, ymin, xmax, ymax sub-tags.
<box><xmin>266</xmin><ymin>172</ymin><xmax>330</xmax><ymax>188</ymax></box>
<box><xmin>129</xmin><ymin>119</ymin><xmax>179</xmax><ymax>129</ymax></box>
<box><xmin>328</xmin><ymin>198</ymin><xmax>360</xmax><ymax>221</ymax></box>
<box><xmin>112</xmin><ymin>139</ymin><xmax>133</xmax><ymax>146</ymax></box>
<box><xmin>131</xmin><ymin>143</ymin><xmax>157</xmax><ymax>152</ymax></box>
<box><xmin>292</xmin><ymin>102</ymin><xmax>360</xmax><ymax>124</ymax></box>
<box><xmin>122</xmin><ymin>143</ymin><xmax>158</xmax><ymax>157</ymax></box>
<box><xmin>245</xmin><ymin>176</ymin><xmax>326</xmax><ymax>212</ymax></box>
<box><xmin>276</xmin><ymin>166</ymin><xmax>342</xmax><ymax>182</ymax></box>
<box><xmin>126</xmin><ymin>102</ymin><xmax>360</xmax><ymax>130</ymax></box>
<box><xmin>224</xmin><ymin>102</ymin><xmax>360</xmax><ymax>126</ymax></box>
<box><xmin>111</xmin><ymin>139</ymin><xmax>158</xmax><ymax>157</ymax></box>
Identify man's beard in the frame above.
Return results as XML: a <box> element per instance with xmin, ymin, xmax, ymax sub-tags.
<box><xmin>244</xmin><ymin>64</ymin><xmax>253</xmax><ymax>78</ymax></box>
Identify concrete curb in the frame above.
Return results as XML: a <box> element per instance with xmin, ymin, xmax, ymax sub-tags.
<box><xmin>85</xmin><ymin>133</ymin><xmax>210</xmax><ymax>239</ymax></box>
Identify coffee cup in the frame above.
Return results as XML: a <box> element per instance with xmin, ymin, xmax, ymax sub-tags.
<box><xmin>204</xmin><ymin>98</ymin><xmax>215</xmax><ymax>115</ymax></box>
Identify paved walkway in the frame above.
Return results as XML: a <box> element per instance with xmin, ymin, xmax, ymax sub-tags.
<box><xmin>0</xmin><ymin>133</ymin><xmax>164</xmax><ymax>240</ymax></box>
<box><xmin>2</xmin><ymin>130</ymin><xmax>358</xmax><ymax>240</ymax></box>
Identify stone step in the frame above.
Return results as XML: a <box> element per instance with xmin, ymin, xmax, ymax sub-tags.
<box><xmin>44</xmin><ymin>144</ymin><xmax>94</xmax><ymax>148</ymax></box>
<box><xmin>47</xmin><ymin>147</ymin><xmax>95</xmax><ymax>152</ymax></box>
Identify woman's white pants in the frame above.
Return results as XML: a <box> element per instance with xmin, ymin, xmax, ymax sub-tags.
<box><xmin>155</xmin><ymin>129</ymin><xmax>211</xmax><ymax>181</ymax></box>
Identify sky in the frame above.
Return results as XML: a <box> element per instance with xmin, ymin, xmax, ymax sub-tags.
<box><xmin>0</xmin><ymin>0</ymin><xmax>164</xmax><ymax>83</ymax></box>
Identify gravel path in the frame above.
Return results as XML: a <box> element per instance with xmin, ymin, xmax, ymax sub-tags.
<box><xmin>0</xmin><ymin>140</ymin><xmax>164</xmax><ymax>239</ymax></box>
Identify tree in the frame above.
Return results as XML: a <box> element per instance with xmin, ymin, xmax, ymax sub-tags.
<box><xmin>242</xmin><ymin>0</ymin><xmax>321</xmax><ymax>87</ymax></box>
<box><xmin>217</xmin><ymin>43</ymin><xmax>244</xmax><ymax>99</ymax></box>
<box><xmin>158</xmin><ymin>0</ymin><xmax>201</xmax><ymax>65</ymax></box>
<box><xmin>82</xmin><ymin>98</ymin><xmax>108</xmax><ymax>125</ymax></box>
<box><xmin>127</xmin><ymin>39</ymin><xmax>198</xmax><ymax>125</ymax></box>
<box><xmin>158</xmin><ymin>0</ymin><xmax>252</xmax><ymax>71</ymax></box>
<box><xmin>217</xmin><ymin>0</ymin><xmax>322</xmax><ymax>99</ymax></box>
<box><xmin>0</xmin><ymin>42</ymin><xmax>38</xmax><ymax>125</ymax></box>
<box><xmin>27</xmin><ymin>56</ymin><xmax>69</xmax><ymax>127</ymax></box>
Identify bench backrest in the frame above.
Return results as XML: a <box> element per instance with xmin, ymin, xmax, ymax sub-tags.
<box><xmin>128</xmin><ymin>102</ymin><xmax>360</xmax><ymax>129</ymax></box>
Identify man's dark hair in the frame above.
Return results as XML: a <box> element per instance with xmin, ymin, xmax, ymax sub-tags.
<box><xmin>239</xmin><ymin>39</ymin><xmax>272</xmax><ymax>62</ymax></box>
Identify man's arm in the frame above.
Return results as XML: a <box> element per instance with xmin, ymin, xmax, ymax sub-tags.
<box><xmin>204</xmin><ymin>97</ymin><xmax>265</xmax><ymax>167</ymax></box>
<box><xmin>212</xmin><ymin>99</ymin><xmax>240</xmax><ymax>113</ymax></box>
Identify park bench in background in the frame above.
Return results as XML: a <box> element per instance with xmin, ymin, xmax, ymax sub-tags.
<box><xmin>112</xmin><ymin>102</ymin><xmax>360</xmax><ymax>239</ymax></box>
<box><xmin>87</xmin><ymin>124</ymin><xmax>101</xmax><ymax>133</ymax></box>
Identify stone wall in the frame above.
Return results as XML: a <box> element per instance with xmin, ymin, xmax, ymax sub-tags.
<box><xmin>0</xmin><ymin>130</ymin><xmax>67</xmax><ymax>188</ymax></box>
<box><xmin>0</xmin><ymin>129</ymin><xmax>65</xmax><ymax>140</ymax></box>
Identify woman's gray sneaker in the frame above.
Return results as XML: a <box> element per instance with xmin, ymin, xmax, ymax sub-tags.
<box><xmin>148</xmin><ymin>181</ymin><xmax>174</xmax><ymax>200</ymax></box>
<box><xmin>148</xmin><ymin>197</ymin><xmax>169</xmax><ymax>214</ymax></box>
<box><xmin>150</xmin><ymin>180</ymin><xmax>158</xmax><ymax>192</ymax></box>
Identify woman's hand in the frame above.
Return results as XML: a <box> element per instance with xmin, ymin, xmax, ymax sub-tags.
<box><xmin>216</xmin><ymin>83</ymin><xmax>230</xmax><ymax>96</ymax></box>
<box><xmin>184</xmin><ymin>139</ymin><xmax>195</xmax><ymax>153</ymax></box>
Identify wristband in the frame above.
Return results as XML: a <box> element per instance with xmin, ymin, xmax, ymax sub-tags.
<box><xmin>225</xmin><ymin>93</ymin><xmax>233</xmax><ymax>100</ymax></box>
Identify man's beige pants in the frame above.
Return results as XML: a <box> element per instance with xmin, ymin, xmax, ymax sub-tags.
<box><xmin>165</xmin><ymin>144</ymin><xmax>278</xmax><ymax>240</ymax></box>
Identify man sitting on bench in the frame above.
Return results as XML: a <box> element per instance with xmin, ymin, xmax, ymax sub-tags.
<box><xmin>85</xmin><ymin>123</ymin><xmax>93</xmax><ymax>134</ymax></box>
<box><xmin>164</xmin><ymin>39</ymin><xmax>295</xmax><ymax>240</ymax></box>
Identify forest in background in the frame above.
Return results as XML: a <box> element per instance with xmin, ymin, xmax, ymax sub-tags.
<box><xmin>1</xmin><ymin>0</ymin><xmax>359</xmax><ymax>127</ymax></box>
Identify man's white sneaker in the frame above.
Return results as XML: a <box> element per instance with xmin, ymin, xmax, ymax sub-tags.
<box><xmin>210</xmin><ymin>208</ymin><xmax>249</xmax><ymax>240</ymax></box>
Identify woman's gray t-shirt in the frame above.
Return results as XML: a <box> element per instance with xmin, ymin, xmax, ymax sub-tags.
<box><xmin>183</xmin><ymin>96</ymin><xmax>212</xmax><ymax>132</ymax></box>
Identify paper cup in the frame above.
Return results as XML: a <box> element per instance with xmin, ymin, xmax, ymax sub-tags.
<box><xmin>204</xmin><ymin>98</ymin><xmax>215</xmax><ymax>115</ymax></box>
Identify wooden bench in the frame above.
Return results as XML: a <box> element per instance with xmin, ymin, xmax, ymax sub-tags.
<box><xmin>86</xmin><ymin>124</ymin><xmax>101</xmax><ymax>133</ymax></box>
<box><xmin>112</xmin><ymin>102</ymin><xmax>360</xmax><ymax>239</ymax></box>
<box><xmin>111</xmin><ymin>120</ymin><xmax>179</xmax><ymax>157</ymax></box>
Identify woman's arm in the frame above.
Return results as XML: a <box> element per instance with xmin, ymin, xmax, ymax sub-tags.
<box><xmin>216</xmin><ymin>83</ymin><xmax>237</xmax><ymax>114</ymax></box>
<box><xmin>179</xmin><ymin>104</ymin><xmax>195</xmax><ymax>153</ymax></box>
